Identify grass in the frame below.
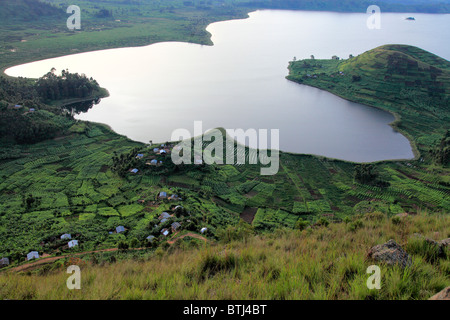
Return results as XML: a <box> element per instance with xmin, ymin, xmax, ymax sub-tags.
<box><xmin>0</xmin><ymin>212</ymin><xmax>448</xmax><ymax>300</ymax></box>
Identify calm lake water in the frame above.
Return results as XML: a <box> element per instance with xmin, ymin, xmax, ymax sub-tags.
<box><xmin>6</xmin><ymin>10</ymin><xmax>450</xmax><ymax>162</ymax></box>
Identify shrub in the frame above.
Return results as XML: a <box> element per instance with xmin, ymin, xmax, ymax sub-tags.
<box><xmin>198</xmin><ymin>251</ymin><xmax>238</xmax><ymax>279</ymax></box>
<box><xmin>295</xmin><ymin>218</ymin><xmax>310</xmax><ymax>230</ymax></box>
<box><xmin>348</xmin><ymin>219</ymin><xmax>364</xmax><ymax>232</ymax></box>
<box><xmin>316</xmin><ymin>217</ymin><xmax>329</xmax><ymax>227</ymax></box>
<box><xmin>118</xmin><ymin>240</ymin><xmax>129</xmax><ymax>250</ymax></box>
<box><xmin>391</xmin><ymin>216</ymin><xmax>402</xmax><ymax>225</ymax></box>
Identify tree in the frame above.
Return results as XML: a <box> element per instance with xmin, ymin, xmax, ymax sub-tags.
<box><xmin>129</xmin><ymin>238</ymin><xmax>140</xmax><ymax>248</ymax></box>
<box><xmin>310</xmin><ymin>55</ymin><xmax>315</xmax><ymax>60</ymax></box>
<box><xmin>117</xmin><ymin>240</ymin><xmax>129</xmax><ymax>250</ymax></box>
<box><xmin>295</xmin><ymin>218</ymin><xmax>309</xmax><ymax>230</ymax></box>
<box><xmin>354</xmin><ymin>164</ymin><xmax>378</xmax><ymax>184</ymax></box>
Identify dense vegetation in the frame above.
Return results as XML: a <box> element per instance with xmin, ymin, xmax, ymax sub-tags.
<box><xmin>36</xmin><ymin>69</ymin><xmax>101</xmax><ymax>101</ymax></box>
<box><xmin>0</xmin><ymin>70</ymin><xmax>105</xmax><ymax>144</ymax></box>
<box><xmin>1</xmin><ymin>212</ymin><xmax>448</xmax><ymax>299</ymax></box>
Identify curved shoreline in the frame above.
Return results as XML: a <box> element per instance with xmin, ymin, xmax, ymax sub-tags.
<box><xmin>284</xmin><ymin>78</ymin><xmax>420</xmax><ymax>163</ymax></box>
<box><xmin>2</xmin><ymin>11</ymin><xmax>419</xmax><ymax>165</ymax></box>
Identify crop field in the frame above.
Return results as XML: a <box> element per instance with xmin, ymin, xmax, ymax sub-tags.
<box><xmin>1</xmin><ymin>120</ymin><xmax>448</xmax><ymax>264</ymax></box>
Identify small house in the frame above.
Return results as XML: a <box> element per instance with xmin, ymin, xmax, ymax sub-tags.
<box><xmin>130</xmin><ymin>168</ymin><xmax>139</xmax><ymax>174</ymax></box>
<box><xmin>27</xmin><ymin>251</ymin><xmax>39</xmax><ymax>261</ymax></box>
<box><xmin>171</xmin><ymin>222</ymin><xmax>181</xmax><ymax>232</ymax></box>
<box><xmin>61</xmin><ymin>233</ymin><xmax>72</xmax><ymax>240</ymax></box>
<box><xmin>29</xmin><ymin>108</ymin><xmax>35</xmax><ymax>112</ymax></box>
<box><xmin>169</xmin><ymin>194</ymin><xmax>179</xmax><ymax>201</ymax></box>
<box><xmin>0</xmin><ymin>257</ymin><xmax>10</xmax><ymax>267</ymax></box>
<box><xmin>160</xmin><ymin>218</ymin><xmax>168</xmax><ymax>224</ymax></box>
<box><xmin>150</xmin><ymin>159</ymin><xmax>158</xmax><ymax>166</ymax></box>
<box><xmin>200</xmin><ymin>227</ymin><xmax>208</xmax><ymax>234</ymax></box>
<box><xmin>153</xmin><ymin>148</ymin><xmax>160</xmax><ymax>153</ymax></box>
<box><xmin>136</xmin><ymin>154</ymin><xmax>144</xmax><ymax>159</ymax></box>
<box><xmin>161</xmin><ymin>228</ymin><xmax>170</xmax><ymax>237</ymax></box>
<box><xmin>14</xmin><ymin>105</ymin><xmax>22</xmax><ymax>109</ymax></box>
<box><xmin>160</xmin><ymin>149</ymin><xmax>167</xmax><ymax>155</ymax></box>
<box><xmin>146</xmin><ymin>235</ymin><xmax>155</xmax><ymax>242</ymax></box>
<box><xmin>159</xmin><ymin>191</ymin><xmax>167</xmax><ymax>199</ymax></box>
<box><xmin>159</xmin><ymin>212</ymin><xmax>171</xmax><ymax>220</ymax></box>
<box><xmin>68</xmin><ymin>240</ymin><xmax>79</xmax><ymax>248</ymax></box>
<box><xmin>116</xmin><ymin>226</ymin><xmax>126</xmax><ymax>233</ymax></box>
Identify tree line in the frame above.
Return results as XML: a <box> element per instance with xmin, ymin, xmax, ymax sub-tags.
<box><xmin>36</xmin><ymin>69</ymin><xmax>100</xmax><ymax>101</ymax></box>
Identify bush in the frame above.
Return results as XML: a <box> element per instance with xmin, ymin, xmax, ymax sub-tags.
<box><xmin>348</xmin><ymin>219</ymin><xmax>364</xmax><ymax>232</ymax></box>
<box><xmin>316</xmin><ymin>217</ymin><xmax>329</xmax><ymax>227</ymax></box>
<box><xmin>391</xmin><ymin>216</ymin><xmax>402</xmax><ymax>225</ymax></box>
<box><xmin>118</xmin><ymin>240</ymin><xmax>129</xmax><ymax>250</ymax></box>
<box><xmin>295</xmin><ymin>218</ymin><xmax>310</xmax><ymax>230</ymax></box>
<box><xmin>198</xmin><ymin>252</ymin><xmax>238</xmax><ymax>279</ymax></box>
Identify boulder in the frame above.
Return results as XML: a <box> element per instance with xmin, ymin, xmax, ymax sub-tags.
<box><xmin>429</xmin><ymin>287</ymin><xmax>450</xmax><ymax>300</ymax></box>
<box><xmin>412</xmin><ymin>234</ymin><xmax>449</xmax><ymax>257</ymax></box>
<box><xmin>367</xmin><ymin>239</ymin><xmax>412</xmax><ymax>268</ymax></box>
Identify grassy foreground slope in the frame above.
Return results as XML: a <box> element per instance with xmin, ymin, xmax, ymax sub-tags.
<box><xmin>287</xmin><ymin>45</ymin><xmax>450</xmax><ymax>157</ymax></box>
<box><xmin>1</xmin><ymin>212</ymin><xmax>448</xmax><ymax>300</ymax></box>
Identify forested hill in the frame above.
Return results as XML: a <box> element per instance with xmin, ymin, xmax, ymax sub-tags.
<box><xmin>287</xmin><ymin>45</ymin><xmax>450</xmax><ymax>163</ymax></box>
<box><xmin>237</xmin><ymin>0</ymin><xmax>450</xmax><ymax>13</ymax></box>
<box><xmin>0</xmin><ymin>0</ymin><xmax>64</xmax><ymax>23</ymax></box>
<box><xmin>0</xmin><ymin>70</ymin><xmax>105</xmax><ymax>144</ymax></box>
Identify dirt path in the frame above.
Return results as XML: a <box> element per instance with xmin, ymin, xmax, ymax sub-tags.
<box><xmin>168</xmin><ymin>233</ymin><xmax>208</xmax><ymax>244</ymax></box>
<box><xmin>8</xmin><ymin>247</ymin><xmax>131</xmax><ymax>273</ymax></box>
<box><xmin>7</xmin><ymin>233</ymin><xmax>208</xmax><ymax>273</ymax></box>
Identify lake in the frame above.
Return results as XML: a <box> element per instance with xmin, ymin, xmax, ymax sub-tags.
<box><xmin>6</xmin><ymin>10</ymin><xmax>450</xmax><ymax>162</ymax></box>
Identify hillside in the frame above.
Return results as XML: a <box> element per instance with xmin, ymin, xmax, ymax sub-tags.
<box><xmin>287</xmin><ymin>45</ymin><xmax>450</xmax><ymax>157</ymax></box>
<box><xmin>0</xmin><ymin>45</ymin><xmax>449</xmax><ymax>267</ymax></box>
<box><xmin>0</xmin><ymin>0</ymin><xmax>63</xmax><ymax>22</ymax></box>
<box><xmin>1</xmin><ymin>212</ymin><xmax>448</xmax><ymax>300</ymax></box>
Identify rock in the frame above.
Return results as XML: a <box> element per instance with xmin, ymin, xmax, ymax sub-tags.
<box><xmin>440</xmin><ymin>238</ymin><xmax>450</xmax><ymax>247</ymax></box>
<box><xmin>429</xmin><ymin>287</ymin><xmax>450</xmax><ymax>300</ymax></box>
<box><xmin>411</xmin><ymin>234</ymin><xmax>449</xmax><ymax>257</ymax></box>
<box><xmin>367</xmin><ymin>239</ymin><xmax>412</xmax><ymax>268</ymax></box>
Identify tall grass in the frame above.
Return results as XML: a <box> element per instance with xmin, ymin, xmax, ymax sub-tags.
<box><xmin>0</xmin><ymin>213</ymin><xmax>448</xmax><ymax>300</ymax></box>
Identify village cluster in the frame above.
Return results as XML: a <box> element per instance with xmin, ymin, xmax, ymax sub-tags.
<box><xmin>0</xmin><ymin>186</ymin><xmax>209</xmax><ymax>269</ymax></box>
<box><xmin>129</xmin><ymin>144</ymin><xmax>173</xmax><ymax>174</ymax></box>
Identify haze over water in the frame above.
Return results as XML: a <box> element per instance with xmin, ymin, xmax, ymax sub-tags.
<box><xmin>6</xmin><ymin>10</ymin><xmax>450</xmax><ymax>162</ymax></box>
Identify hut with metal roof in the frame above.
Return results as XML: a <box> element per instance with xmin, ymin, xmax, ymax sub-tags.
<box><xmin>68</xmin><ymin>240</ymin><xmax>79</xmax><ymax>248</ymax></box>
<box><xmin>61</xmin><ymin>233</ymin><xmax>72</xmax><ymax>240</ymax></box>
<box><xmin>27</xmin><ymin>251</ymin><xmax>39</xmax><ymax>261</ymax></box>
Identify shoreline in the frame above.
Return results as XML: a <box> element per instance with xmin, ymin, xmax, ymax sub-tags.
<box><xmin>1</xmin><ymin>11</ymin><xmax>421</xmax><ymax>166</ymax></box>
<box><xmin>285</xmin><ymin>77</ymin><xmax>420</xmax><ymax>163</ymax></box>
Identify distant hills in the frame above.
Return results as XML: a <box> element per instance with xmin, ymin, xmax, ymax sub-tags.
<box><xmin>0</xmin><ymin>0</ymin><xmax>63</xmax><ymax>22</ymax></box>
<box><xmin>238</xmin><ymin>0</ymin><xmax>450</xmax><ymax>13</ymax></box>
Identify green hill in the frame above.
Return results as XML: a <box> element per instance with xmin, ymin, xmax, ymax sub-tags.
<box><xmin>287</xmin><ymin>45</ymin><xmax>450</xmax><ymax>158</ymax></box>
<box><xmin>0</xmin><ymin>0</ymin><xmax>63</xmax><ymax>23</ymax></box>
